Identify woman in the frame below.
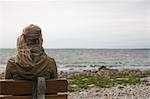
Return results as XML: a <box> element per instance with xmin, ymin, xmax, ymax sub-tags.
<box><xmin>5</xmin><ymin>24</ymin><xmax>57</xmax><ymax>80</ymax></box>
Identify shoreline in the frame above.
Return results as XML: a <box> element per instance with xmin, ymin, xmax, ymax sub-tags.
<box><xmin>1</xmin><ymin>64</ymin><xmax>150</xmax><ymax>74</ymax></box>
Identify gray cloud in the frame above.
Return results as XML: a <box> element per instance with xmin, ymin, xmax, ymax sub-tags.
<box><xmin>0</xmin><ymin>0</ymin><xmax>149</xmax><ymax>48</ymax></box>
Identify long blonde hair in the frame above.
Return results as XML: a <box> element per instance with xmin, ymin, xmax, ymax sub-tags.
<box><xmin>15</xmin><ymin>24</ymin><xmax>44</xmax><ymax>66</ymax></box>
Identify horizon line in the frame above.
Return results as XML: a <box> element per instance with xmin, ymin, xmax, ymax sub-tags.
<box><xmin>0</xmin><ymin>48</ymin><xmax>150</xmax><ymax>50</ymax></box>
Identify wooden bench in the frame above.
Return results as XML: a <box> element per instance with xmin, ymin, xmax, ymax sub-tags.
<box><xmin>0</xmin><ymin>77</ymin><xmax>68</xmax><ymax>99</ymax></box>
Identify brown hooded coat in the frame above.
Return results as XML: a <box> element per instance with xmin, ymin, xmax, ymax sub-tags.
<box><xmin>5</xmin><ymin>24</ymin><xmax>57</xmax><ymax>80</ymax></box>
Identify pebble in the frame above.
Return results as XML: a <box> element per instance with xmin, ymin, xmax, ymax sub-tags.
<box><xmin>70</xmin><ymin>84</ymin><xmax>78</xmax><ymax>88</ymax></box>
<box><xmin>88</xmin><ymin>84</ymin><xmax>95</xmax><ymax>88</ymax></box>
<box><xmin>117</xmin><ymin>85</ymin><xmax>124</xmax><ymax>89</ymax></box>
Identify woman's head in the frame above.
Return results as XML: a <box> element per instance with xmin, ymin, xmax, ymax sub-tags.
<box><xmin>23</xmin><ymin>24</ymin><xmax>43</xmax><ymax>48</ymax></box>
<box><xmin>16</xmin><ymin>24</ymin><xmax>44</xmax><ymax>65</ymax></box>
<box><xmin>17</xmin><ymin>24</ymin><xmax>43</xmax><ymax>50</ymax></box>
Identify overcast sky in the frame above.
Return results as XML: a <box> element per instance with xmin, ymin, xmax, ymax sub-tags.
<box><xmin>0</xmin><ymin>0</ymin><xmax>149</xmax><ymax>48</ymax></box>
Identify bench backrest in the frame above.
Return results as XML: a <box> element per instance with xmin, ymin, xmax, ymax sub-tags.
<box><xmin>0</xmin><ymin>79</ymin><xmax>68</xmax><ymax>99</ymax></box>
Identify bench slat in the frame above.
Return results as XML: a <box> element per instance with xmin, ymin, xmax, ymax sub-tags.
<box><xmin>0</xmin><ymin>79</ymin><xmax>68</xmax><ymax>95</ymax></box>
<box><xmin>37</xmin><ymin>77</ymin><xmax>46</xmax><ymax>99</ymax></box>
<box><xmin>0</xmin><ymin>94</ymin><xmax>67</xmax><ymax>99</ymax></box>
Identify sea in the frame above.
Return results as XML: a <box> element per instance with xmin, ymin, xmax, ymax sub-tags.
<box><xmin>0</xmin><ymin>48</ymin><xmax>150</xmax><ymax>73</ymax></box>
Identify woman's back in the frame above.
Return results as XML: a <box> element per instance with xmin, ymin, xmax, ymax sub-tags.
<box><xmin>5</xmin><ymin>24</ymin><xmax>57</xmax><ymax>80</ymax></box>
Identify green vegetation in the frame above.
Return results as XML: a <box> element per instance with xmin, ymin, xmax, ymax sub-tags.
<box><xmin>67</xmin><ymin>72</ymin><xmax>141</xmax><ymax>92</ymax></box>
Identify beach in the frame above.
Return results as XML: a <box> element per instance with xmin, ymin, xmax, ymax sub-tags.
<box><xmin>1</xmin><ymin>0</ymin><xmax>150</xmax><ymax>98</ymax></box>
<box><xmin>68</xmin><ymin>83</ymin><xmax>150</xmax><ymax>99</ymax></box>
<box><xmin>66</xmin><ymin>67</ymin><xmax>150</xmax><ymax>99</ymax></box>
<box><xmin>1</xmin><ymin>66</ymin><xmax>150</xmax><ymax>99</ymax></box>
<box><xmin>0</xmin><ymin>49</ymin><xmax>150</xmax><ymax>98</ymax></box>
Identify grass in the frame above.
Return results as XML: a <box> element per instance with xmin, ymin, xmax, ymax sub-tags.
<box><xmin>67</xmin><ymin>72</ymin><xmax>141</xmax><ymax>92</ymax></box>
